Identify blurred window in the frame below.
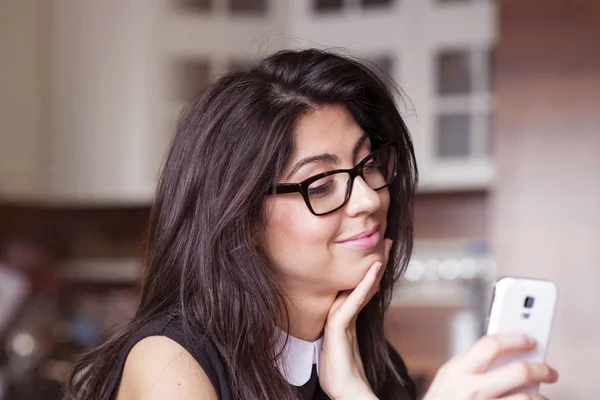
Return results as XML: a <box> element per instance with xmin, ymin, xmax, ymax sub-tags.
<box><xmin>314</xmin><ymin>0</ymin><xmax>344</xmax><ymax>12</ymax></box>
<box><xmin>361</xmin><ymin>0</ymin><xmax>395</xmax><ymax>8</ymax></box>
<box><xmin>481</xmin><ymin>47</ymin><xmax>495</xmax><ymax>92</ymax></box>
<box><xmin>368</xmin><ymin>55</ymin><xmax>395</xmax><ymax>77</ymax></box>
<box><xmin>486</xmin><ymin>111</ymin><xmax>493</xmax><ymax>155</ymax></box>
<box><xmin>436</xmin><ymin>113</ymin><xmax>471</xmax><ymax>158</ymax></box>
<box><xmin>434</xmin><ymin>46</ymin><xmax>494</xmax><ymax>159</ymax></box>
<box><xmin>176</xmin><ymin>0</ymin><xmax>212</xmax><ymax>12</ymax></box>
<box><xmin>228</xmin><ymin>58</ymin><xmax>256</xmax><ymax>72</ymax></box>
<box><xmin>230</xmin><ymin>0</ymin><xmax>267</xmax><ymax>14</ymax></box>
<box><xmin>437</xmin><ymin>50</ymin><xmax>472</xmax><ymax>95</ymax></box>
<box><xmin>173</xmin><ymin>59</ymin><xmax>211</xmax><ymax>102</ymax></box>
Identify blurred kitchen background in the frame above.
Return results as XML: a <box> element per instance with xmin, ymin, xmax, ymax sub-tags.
<box><xmin>0</xmin><ymin>0</ymin><xmax>598</xmax><ymax>398</ymax></box>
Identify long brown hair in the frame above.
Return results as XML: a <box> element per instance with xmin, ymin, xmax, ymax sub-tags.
<box><xmin>65</xmin><ymin>48</ymin><xmax>418</xmax><ymax>400</ymax></box>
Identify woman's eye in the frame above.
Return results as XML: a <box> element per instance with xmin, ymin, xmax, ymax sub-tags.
<box><xmin>308</xmin><ymin>181</ymin><xmax>334</xmax><ymax>197</ymax></box>
<box><xmin>364</xmin><ymin>159</ymin><xmax>383</xmax><ymax>171</ymax></box>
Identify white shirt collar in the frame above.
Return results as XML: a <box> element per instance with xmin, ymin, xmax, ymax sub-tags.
<box><xmin>276</xmin><ymin>332</ymin><xmax>324</xmax><ymax>386</ymax></box>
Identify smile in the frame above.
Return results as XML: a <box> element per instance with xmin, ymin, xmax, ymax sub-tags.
<box><xmin>336</xmin><ymin>227</ymin><xmax>381</xmax><ymax>250</ymax></box>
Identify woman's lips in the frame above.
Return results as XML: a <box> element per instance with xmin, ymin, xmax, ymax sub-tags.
<box><xmin>336</xmin><ymin>229</ymin><xmax>382</xmax><ymax>250</ymax></box>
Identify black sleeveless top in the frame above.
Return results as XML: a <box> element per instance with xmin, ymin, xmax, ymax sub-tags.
<box><xmin>107</xmin><ymin>314</ymin><xmax>417</xmax><ymax>400</ymax></box>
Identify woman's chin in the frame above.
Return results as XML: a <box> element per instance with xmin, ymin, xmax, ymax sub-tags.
<box><xmin>336</xmin><ymin>271</ymin><xmax>372</xmax><ymax>291</ymax></box>
<box><xmin>333</xmin><ymin>254</ymin><xmax>386</xmax><ymax>290</ymax></box>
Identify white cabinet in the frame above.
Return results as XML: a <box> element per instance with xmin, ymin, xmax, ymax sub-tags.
<box><xmin>46</xmin><ymin>0</ymin><xmax>167</xmax><ymax>204</ymax></box>
<box><xmin>417</xmin><ymin>1</ymin><xmax>496</xmax><ymax>191</ymax></box>
<box><xmin>0</xmin><ymin>0</ymin><xmax>496</xmax><ymax>204</ymax></box>
<box><xmin>0</xmin><ymin>0</ymin><xmax>169</xmax><ymax>204</ymax></box>
<box><xmin>0</xmin><ymin>0</ymin><xmax>287</xmax><ymax>204</ymax></box>
<box><xmin>165</xmin><ymin>0</ymin><xmax>497</xmax><ymax>191</ymax></box>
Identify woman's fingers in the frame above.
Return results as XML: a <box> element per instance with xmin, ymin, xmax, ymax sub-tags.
<box><xmin>367</xmin><ymin>238</ymin><xmax>392</xmax><ymax>294</ymax></box>
<box><xmin>424</xmin><ymin>333</ymin><xmax>558</xmax><ymax>400</ymax></box>
<box><xmin>363</xmin><ymin>238</ymin><xmax>391</xmax><ymax>299</ymax></box>
<box><xmin>478</xmin><ymin>361</ymin><xmax>558</xmax><ymax>398</ymax></box>
<box><xmin>452</xmin><ymin>334</ymin><xmax>537</xmax><ymax>373</ymax></box>
<box><xmin>328</xmin><ymin>262</ymin><xmax>382</xmax><ymax>326</ymax></box>
<box><xmin>326</xmin><ymin>239</ymin><xmax>392</xmax><ymax>328</ymax></box>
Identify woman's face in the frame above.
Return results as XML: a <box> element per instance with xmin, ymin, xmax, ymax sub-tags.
<box><xmin>262</xmin><ymin>104</ymin><xmax>390</xmax><ymax>294</ymax></box>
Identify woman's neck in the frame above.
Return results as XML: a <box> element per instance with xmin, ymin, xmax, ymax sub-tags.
<box><xmin>282</xmin><ymin>289</ymin><xmax>338</xmax><ymax>342</ymax></box>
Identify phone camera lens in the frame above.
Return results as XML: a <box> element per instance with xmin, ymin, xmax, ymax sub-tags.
<box><xmin>524</xmin><ymin>296</ymin><xmax>535</xmax><ymax>308</ymax></box>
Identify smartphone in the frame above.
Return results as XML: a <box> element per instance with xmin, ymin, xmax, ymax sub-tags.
<box><xmin>486</xmin><ymin>276</ymin><xmax>558</xmax><ymax>395</ymax></box>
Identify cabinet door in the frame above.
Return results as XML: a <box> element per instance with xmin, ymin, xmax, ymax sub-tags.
<box><xmin>0</xmin><ymin>0</ymin><xmax>49</xmax><ymax>201</ymax></box>
<box><xmin>46</xmin><ymin>0</ymin><xmax>165</xmax><ymax>204</ymax></box>
<box><xmin>415</xmin><ymin>0</ymin><xmax>496</xmax><ymax>191</ymax></box>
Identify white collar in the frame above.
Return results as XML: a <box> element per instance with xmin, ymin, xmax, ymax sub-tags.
<box><xmin>276</xmin><ymin>332</ymin><xmax>324</xmax><ymax>386</ymax></box>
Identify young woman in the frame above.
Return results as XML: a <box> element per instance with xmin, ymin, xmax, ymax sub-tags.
<box><xmin>65</xmin><ymin>49</ymin><xmax>558</xmax><ymax>400</ymax></box>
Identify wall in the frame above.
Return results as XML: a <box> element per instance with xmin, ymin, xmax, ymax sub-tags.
<box><xmin>493</xmin><ymin>0</ymin><xmax>600</xmax><ymax>398</ymax></box>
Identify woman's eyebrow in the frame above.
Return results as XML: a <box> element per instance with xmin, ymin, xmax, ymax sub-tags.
<box><xmin>286</xmin><ymin>153</ymin><xmax>338</xmax><ymax>180</ymax></box>
<box><xmin>286</xmin><ymin>133</ymin><xmax>369</xmax><ymax>180</ymax></box>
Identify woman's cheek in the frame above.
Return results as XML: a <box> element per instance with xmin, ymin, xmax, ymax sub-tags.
<box><xmin>263</xmin><ymin>199</ymin><xmax>339</xmax><ymax>279</ymax></box>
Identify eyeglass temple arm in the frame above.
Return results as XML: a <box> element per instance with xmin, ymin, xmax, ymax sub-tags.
<box><xmin>268</xmin><ymin>183</ymin><xmax>301</xmax><ymax>195</ymax></box>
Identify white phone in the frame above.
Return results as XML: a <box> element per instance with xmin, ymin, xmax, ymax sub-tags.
<box><xmin>486</xmin><ymin>276</ymin><xmax>558</xmax><ymax>395</ymax></box>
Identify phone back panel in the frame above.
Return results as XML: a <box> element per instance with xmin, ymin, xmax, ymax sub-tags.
<box><xmin>486</xmin><ymin>277</ymin><xmax>558</xmax><ymax>394</ymax></box>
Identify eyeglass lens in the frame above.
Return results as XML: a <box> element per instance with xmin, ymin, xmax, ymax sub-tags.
<box><xmin>306</xmin><ymin>147</ymin><xmax>396</xmax><ymax>214</ymax></box>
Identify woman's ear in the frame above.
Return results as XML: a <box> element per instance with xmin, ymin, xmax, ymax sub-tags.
<box><xmin>251</xmin><ymin>231</ymin><xmax>261</xmax><ymax>248</ymax></box>
<box><xmin>250</xmin><ymin>221</ymin><xmax>263</xmax><ymax>249</ymax></box>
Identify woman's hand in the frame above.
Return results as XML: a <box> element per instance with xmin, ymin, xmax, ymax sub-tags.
<box><xmin>318</xmin><ymin>238</ymin><xmax>393</xmax><ymax>400</ymax></box>
<box><xmin>423</xmin><ymin>334</ymin><xmax>559</xmax><ymax>400</ymax></box>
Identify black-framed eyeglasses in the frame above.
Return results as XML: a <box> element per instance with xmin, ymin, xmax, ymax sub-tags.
<box><xmin>267</xmin><ymin>144</ymin><xmax>398</xmax><ymax>216</ymax></box>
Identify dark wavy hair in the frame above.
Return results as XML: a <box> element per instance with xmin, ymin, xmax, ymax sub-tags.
<box><xmin>64</xmin><ymin>48</ymin><xmax>418</xmax><ymax>400</ymax></box>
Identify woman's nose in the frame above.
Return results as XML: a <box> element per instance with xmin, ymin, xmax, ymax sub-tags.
<box><xmin>343</xmin><ymin>175</ymin><xmax>382</xmax><ymax>217</ymax></box>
